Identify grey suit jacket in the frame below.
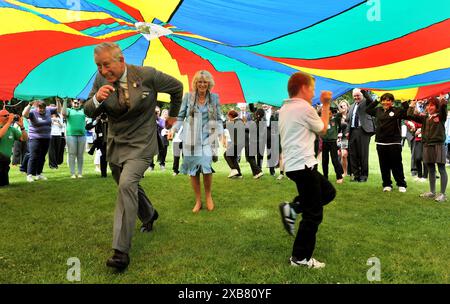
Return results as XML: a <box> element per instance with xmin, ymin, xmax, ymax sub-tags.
<box><xmin>346</xmin><ymin>98</ymin><xmax>376</xmax><ymax>134</ymax></box>
<box><xmin>84</xmin><ymin>64</ymin><xmax>183</xmax><ymax>165</ymax></box>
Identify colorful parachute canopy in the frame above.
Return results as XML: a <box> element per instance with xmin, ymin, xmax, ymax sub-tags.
<box><xmin>0</xmin><ymin>0</ymin><xmax>449</xmax><ymax>106</ymax></box>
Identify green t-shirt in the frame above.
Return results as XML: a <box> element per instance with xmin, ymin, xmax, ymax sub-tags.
<box><xmin>66</xmin><ymin>108</ymin><xmax>86</xmax><ymax>136</ymax></box>
<box><xmin>0</xmin><ymin>125</ymin><xmax>22</xmax><ymax>157</ymax></box>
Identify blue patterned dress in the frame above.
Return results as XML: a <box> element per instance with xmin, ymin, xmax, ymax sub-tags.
<box><xmin>175</xmin><ymin>92</ymin><xmax>223</xmax><ymax>176</ymax></box>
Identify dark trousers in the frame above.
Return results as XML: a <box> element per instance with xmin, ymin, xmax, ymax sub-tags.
<box><xmin>286</xmin><ymin>167</ymin><xmax>336</xmax><ymax>260</ymax></box>
<box><xmin>348</xmin><ymin>127</ymin><xmax>371</xmax><ymax>180</ymax></box>
<box><xmin>48</xmin><ymin>135</ymin><xmax>65</xmax><ymax>168</ymax></box>
<box><xmin>376</xmin><ymin>144</ymin><xmax>407</xmax><ymax>188</ymax></box>
<box><xmin>408</xmin><ymin>138</ymin><xmax>417</xmax><ymax>174</ymax></box>
<box><xmin>100</xmin><ymin>144</ymin><xmax>107</xmax><ymax>177</ymax></box>
<box><xmin>0</xmin><ymin>153</ymin><xmax>11</xmax><ymax>186</ymax></box>
<box><xmin>12</xmin><ymin>140</ymin><xmax>27</xmax><ymax>166</ymax></box>
<box><xmin>157</xmin><ymin>145</ymin><xmax>168</xmax><ymax>166</ymax></box>
<box><xmin>224</xmin><ymin>144</ymin><xmax>262</xmax><ymax>176</ymax></box>
<box><xmin>413</xmin><ymin>141</ymin><xmax>428</xmax><ymax>178</ymax></box>
<box><xmin>172</xmin><ymin>142</ymin><xmax>183</xmax><ymax>173</ymax></box>
<box><xmin>20</xmin><ymin>141</ymin><xmax>30</xmax><ymax>173</ymax></box>
<box><xmin>321</xmin><ymin>141</ymin><xmax>343</xmax><ymax>180</ymax></box>
<box><xmin>27</xmin><ymin>138</ymin><xmax>50</xmax><ymax>176</ymax></box>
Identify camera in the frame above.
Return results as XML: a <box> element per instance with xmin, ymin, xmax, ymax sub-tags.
<box><xmin>13</xmin><ymin>114</ymin><xmax>20</xmax><ymax>122</ymax></box>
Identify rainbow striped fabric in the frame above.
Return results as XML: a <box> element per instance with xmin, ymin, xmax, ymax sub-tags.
<box><xmin>0</xmin><ymin>0</ymin><xmax>449</xmax><ymax>105</ymax></box>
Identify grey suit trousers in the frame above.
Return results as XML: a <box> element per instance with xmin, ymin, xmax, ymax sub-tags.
<box><xmin>110</xmin><ymin>157</ymin><xmax>155</xmax><ymax>253</ymax></box>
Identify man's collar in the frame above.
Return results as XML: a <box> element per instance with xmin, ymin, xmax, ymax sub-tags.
<box><xmin>119</xmin><ymin>66</ymin><xmax>128</xmax><ymax>83</ymax></box>
<box><xmin>285</xmin><ymin>98</ymin><xmax>310</xmax><ymax>105</ymax></box>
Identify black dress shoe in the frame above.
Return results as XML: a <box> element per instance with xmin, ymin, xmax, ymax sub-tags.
<box><xmin>140</xmin><ymin>209</ymin><xmax>159</xmax><ymax>233</ymax></box>
<box><xmin>106</xmin><ymin>250</ymin><xmax>130</xmax><ymax>271</ymax></box>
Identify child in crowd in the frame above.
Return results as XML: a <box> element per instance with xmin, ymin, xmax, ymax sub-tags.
<box><xmin>366</xmin><ymin>93</ymin><xmax>408</xmax><ymax>192</ymax></box>
<box><xmin>320</xmin><ymin>107</ymin><xmax>344</xmax><ymax>183</ymax></box>
<box><xmin>408</xmin><ymin>97</ymin><xmax>448</xmax><ymax>202</ymax></box>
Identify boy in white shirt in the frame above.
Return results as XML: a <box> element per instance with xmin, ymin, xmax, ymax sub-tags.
<box><xmin>279</xmin><ymin>72</ymin><xmax>336</xmax><ymax>269</ymax></box>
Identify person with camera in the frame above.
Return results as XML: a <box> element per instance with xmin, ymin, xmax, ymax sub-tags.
<box><xmin>320</xmin><ymin>106</ymin><xmax>344</xmax><ymax>183</ymax></box>
<box><xmin>22</xmin><ymin>100</ymin><xmax>59</xmax><ymax>182</ymax></box>
<box><xmin>0</xmin><ymin>109</ymin><xmax>28</xmax><ymax>186</ymax></box>
<box><xmin>86</xmin><ymin>113</ymin><xmax>108</xmax><ymax>177</ymax></box>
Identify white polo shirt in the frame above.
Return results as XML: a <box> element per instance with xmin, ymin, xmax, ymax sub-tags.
<box><xmin>279</xmin><ymin>98</ymin><xmax>324</xmax><ymax>172</ymax></box>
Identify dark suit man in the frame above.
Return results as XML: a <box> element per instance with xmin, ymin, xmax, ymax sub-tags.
<box><xmin>84</xmin><ymin>42</ymin><xmax>183</xmax><ymax>271</ymax></box>
<box><xmin>345</xmin><ymin>89</ymin><xmax>375</xmax><ymax>182</ymax></box>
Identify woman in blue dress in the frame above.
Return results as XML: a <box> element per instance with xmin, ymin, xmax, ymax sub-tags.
<box><xmin>174</xmin><ymin>70</ymin><xmax>223</xmax><ymax>212</ymax></box>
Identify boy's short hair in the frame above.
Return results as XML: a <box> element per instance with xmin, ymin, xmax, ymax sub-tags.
<box><xmin>288</xmin><ymin>72</ymin><xmax>315</xmax><ymax>98</ymax></box>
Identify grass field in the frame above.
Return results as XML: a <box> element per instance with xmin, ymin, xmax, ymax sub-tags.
<box><xmin>0</xmin><ymin>142</ymin><xmax>449</xmax><ymax>284</ymax></box>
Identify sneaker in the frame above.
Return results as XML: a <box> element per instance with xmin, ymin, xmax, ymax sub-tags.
<box><xmin>420</xmin><ymin>192</ymin><xmax>436</xmax><ymax>199</ymax></box>
<box><xmin>290</xmin><ymin>256</ymin><xmax>325</xmax><ymax>269</ymax></box>
<box><xmin>71</xmin><ymin>175</ymin><xmax>77</xmax><ymax>179</ymax></box>
<box><xmin>26</xmin><ymin>175</ymin><xmax>34</xmax><ymax>183</ymax></box>
<box><xmin>228</xmin><ymin>169</ymin><xmax>239</xmax><ymax>178</ymax></box>
<box><xmin>231</xmin><ymin>174</ymin><xmax>243</xmax><ymax>179</ymax></box>
<box><xmin>279</xmin><ymin>202</ymin><xmax>297</xmax><ymax>236</ymax></box>
<box><xmin>172</xmin><ymin>172</ymin><xmax>179</xmax><ymax>176</ymax></box>
<box><xmin>398</xmin><ymin>187</ymin><xmax>407</xmax><ymax>193</ymax></box>
<box><xmin>147</xmin><ymin>167</ymin><xmax>154</xmax><ymax>172</ymax></box>
<box><xmin>160</xmin><ymin>165</ymin><xmax>166</xmax><ymax>171</ymax></box>
<box><xmin>36</xmin><ymin>174</ymin><xmax>47</xmax><ymax>180</ymax></box>
<box><xmin>383</xmin><ymin>186</ymin><xmax>392</xmax><ymax>192</ymax></box>
<box><xmin>435</xmin><ymin>193</ymin><xmax>447</xmax><ymax>203</ymax></box>
<box><xmin>254</xmin><ymin>172</ymin><xmax>264</xmax><ymax>179</ymax></box>
<box><xmin>276</xmin><ymin>174</ymin><xmax>285</xmax><ymax>180</ymax></box>
<box><xmin>419</xmin><ymin>178</ymin><xmax>427</xmax><ymax>183</ymax></box>
<box><xmin>77</xmin><ymin>175</ymin><xmax>83</xmax><ymax>178</ymax></box>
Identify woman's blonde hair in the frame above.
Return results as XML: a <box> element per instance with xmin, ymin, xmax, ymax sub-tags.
<box><xmin>192</xmin><ymin>70</ymin><xmax>215</xmax><ymax>91</ymax></box>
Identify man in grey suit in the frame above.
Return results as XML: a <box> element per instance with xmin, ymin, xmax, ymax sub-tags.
<box><xmin>345</xmin><ymin>89</ymin><xmax>376</xmax><ymax>182</ymax></box>
<box><xmin>84</xmin><ymin>42</ymin><xmax>183</xmax><ymax>271</ymax></box>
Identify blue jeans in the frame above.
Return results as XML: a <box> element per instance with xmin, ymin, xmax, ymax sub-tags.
<box><xmin>27</xmin><ymin>138</ymin><xmax>50</xmax><ymax>176</ymax></box>
<box><xmin>66</xmin><ymin>136</ymin><xmax>86</xmax><ymax>175</ymax></box>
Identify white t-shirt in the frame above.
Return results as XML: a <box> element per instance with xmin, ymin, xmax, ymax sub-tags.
<box><xmin>279</xmin><ymin>98</ymin><xmax>324</xmax><ymax>172</ymax></box>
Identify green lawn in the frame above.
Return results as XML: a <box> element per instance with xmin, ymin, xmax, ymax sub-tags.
<box><xmin>0</xmin><ymin>143</ymin><xmax>449</xmax><ymax>284</ymax></box>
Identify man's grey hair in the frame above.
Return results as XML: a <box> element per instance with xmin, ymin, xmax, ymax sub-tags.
<box><xmin>94</xmin><ymin>42</ymin><xmax>123</xmax><ymax>62</ymax></box>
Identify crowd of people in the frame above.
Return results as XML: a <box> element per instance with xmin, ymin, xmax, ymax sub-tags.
<box><xmin>1</xmin><ymin>42</ymin><xmax>449</xmax><ymax>271</ymax></box>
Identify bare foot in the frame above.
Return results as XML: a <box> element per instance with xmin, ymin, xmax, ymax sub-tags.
<box><xmin>206</xmin><ymin>197</ymin><xmax>215</xmax><ymax>211</ymax></box>
<box><xmin>192</xmin><ymin>202</ymin><xmax>202</xmax><ymax>213</ymax></box>
<box><xmin>336</xmin><ymin>178</ymin><xmax>343</xmax><ymax>184</ymax></box>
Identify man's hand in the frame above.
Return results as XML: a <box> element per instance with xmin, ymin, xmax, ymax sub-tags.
<box><xmin>167</xmin><ymin>130</ymin><xmax>174</xmax><ymax>141</ymax></box>
<box><xmin>17</xmin><ymin>116</ymin><xmax>24</xmax><ymax>128</ymax></box>
<box><xmin>165</xmin><ymin>116</ymin><xmax>177</xmax><ymax>129</ymax></box>
<box><xmin>95</xmin><ymin>85</ymin><xmax>115</xmax><ymax>103</ymax></box>
<box><xmin>6</xmin><ymin>113</ymin><xmax>14</xmax><ymax>125</ymax></box>
<box><xmin>320</xmin><ymin>90</ymin><xmax>332</xmax><ymax>107</ymax></box>
<box><xmin>409</xmin><ymin>100</ymin><xmax>417</xmax><ymax>108</ymax></box>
